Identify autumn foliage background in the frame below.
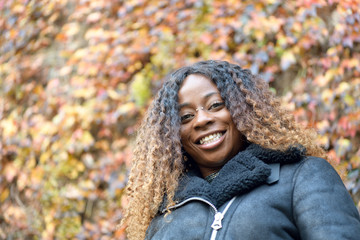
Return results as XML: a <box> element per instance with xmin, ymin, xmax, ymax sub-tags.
<box><xmin>1</xmin><ymin>0</ymin><xmax>360</xmax><ymax>239</ymax></box>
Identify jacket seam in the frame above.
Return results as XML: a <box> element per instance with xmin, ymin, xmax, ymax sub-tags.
<box><xmin>291</xmin><ymin>157</ymin><xmax>308</xmax><ymax>227</ymax></box>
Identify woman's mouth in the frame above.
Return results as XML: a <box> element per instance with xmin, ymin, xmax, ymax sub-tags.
<box><xmin>199</xmin><ymin>132</ymin><xmax>223</xmax><ymax>145</ymax></box>
<box><xmin>196</xmin><ymin>131</ymin><xmax>226</xmax><ymax>150</ymax></box>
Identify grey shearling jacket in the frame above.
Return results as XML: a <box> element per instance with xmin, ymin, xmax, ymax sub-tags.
<box><xmin>146</xmin><ymin>144</ymin><xmax>360</xmax><ymax>240</ymax></box>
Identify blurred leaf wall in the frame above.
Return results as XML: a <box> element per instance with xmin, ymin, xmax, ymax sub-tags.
<box><xmin>1</xmin><ymin>0</ymin><xmax>359</xmax><ymax>239</ymax></box>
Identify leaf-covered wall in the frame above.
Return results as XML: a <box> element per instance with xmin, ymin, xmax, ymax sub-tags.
<box><xmin>1</xmin><ymin>0</ymin><xmax>359</xmax><ymax>239</ymax></box>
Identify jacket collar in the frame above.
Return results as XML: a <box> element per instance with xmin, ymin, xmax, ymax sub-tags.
<box><xmin>173</xmin><ymin>144</ymin><xmax>305</xmax><ymax>209</ymax></box>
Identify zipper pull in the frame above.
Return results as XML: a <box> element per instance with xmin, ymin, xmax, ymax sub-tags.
<box><xmin>211</xmin><ymin>212</ymin><xmax>224</xmax><ymax>230</ymax></box>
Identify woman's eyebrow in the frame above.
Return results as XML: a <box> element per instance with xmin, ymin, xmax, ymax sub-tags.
<box><xmin>179</xmin><ymin>92</ymin><xmax>219</xmax><ymax>109</ymax></box>
<box><xmin>204</xmin><ymin>92</ymin><xmax>218</xmax><ymax>99</ymax></box>
<box><xmin>179</xmin><ymin>103</ymin><xmax>189</xmax><ymax>109</ymax></box>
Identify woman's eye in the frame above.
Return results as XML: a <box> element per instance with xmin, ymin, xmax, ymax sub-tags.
<box><xmin>181</xmin><ymin>114</ymin><xmax>193</xmax><ymax>122</ymax></box>
<box><xmin>209</xmin><ymin>102</ymin><xmax>225</xmax><ymax>110</ymax></box>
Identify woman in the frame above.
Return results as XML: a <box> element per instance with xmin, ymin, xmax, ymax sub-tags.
<box><xmin>122</xmin><ymin>60</ymin><xmax>360</xmax><ymax>239</ymax></box>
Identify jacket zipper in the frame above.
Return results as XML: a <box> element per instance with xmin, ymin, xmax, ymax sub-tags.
<box><xmin>162</xmin><ymin>196</ymin><xmax>237</xmax><ymax>240</ymax></box>
<box><xmin>209</xmin><ymin>197</ymin><xmax>236</xmax><ymax>240</ymax></box>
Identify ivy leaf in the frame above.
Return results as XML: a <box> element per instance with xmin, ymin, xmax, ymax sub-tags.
<box><xmin>280</xmin><ymin>50</ymin><xmax>296</xmax><ymax>70</ymax></box>
<box><xmin>335</xmin><ymin>138</ymin><xmax>352</xmax><ymax>158</ymax></box>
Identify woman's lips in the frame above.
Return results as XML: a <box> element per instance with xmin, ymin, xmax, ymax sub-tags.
<box><xmin>197</xmin><ymin>132</ymin><xmax>226</xmax><ymax>150</ymax></box>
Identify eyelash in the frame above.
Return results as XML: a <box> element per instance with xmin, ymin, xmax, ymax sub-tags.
<box><xmin>180</xmin><ymin>101</ymin><xmax>225</xmax><ymax>123</ymax></box>
<box><xmin>209</xmin><ymin>101</ymin><xmax>224</xmax><ymax>110</ymax></box>
<box><xmin>181</xmin><ymin>114</ymin><xmax>193</xmax><ymax>122</ymax></box>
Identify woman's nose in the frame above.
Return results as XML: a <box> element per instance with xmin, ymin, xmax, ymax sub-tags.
<box><xmin>193</xmin><ymin>109</ymin><xmax>213</xmax><ymax>129</ymax></box>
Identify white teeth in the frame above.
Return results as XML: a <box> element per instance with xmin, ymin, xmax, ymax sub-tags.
<box><xmin>199</xmin><ymin>133</ymin><xmax>223</xmax><ymax>145</ymax></box>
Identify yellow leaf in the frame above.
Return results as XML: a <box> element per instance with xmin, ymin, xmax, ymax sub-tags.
<box><xmin>326</xmin><ymin>47</ymin><xmax>337</xmax><ymax>56</ymax></box>
<box><xmin>317</xmin><ymin>135</ymin><xmax>329</xmax><ymax>148</ymax></box>
<box><xmin>12</xmin><ymin>4</ymin><xmax>25</xmax><ymax>13</ymax></box>
<box><xmin>45</xmin><ymin>222</ymin><xmax>56</xmax><ymax>237</ymax></box>
<box><xmin>70</xmin><ymin>76</ymin><xmax>86</xmax><ymax>86</ymax></box>
<box><xmin>320</xmin><ymin>89</ymin><xmax>333</xmax><ymax>104</ymax></box>
<box><xmin>0</xmin><ymin>62</ymin><xmax>10</xmax><ymax>74</ymax></box>
<box><xmin>117</xmin><ymin>102</ymin><xmax>136</xmax><ymax>116</ymax></box>
<box><xmin>26</xmin><ymin>156</ymin><xmax>36</xmax><ymax>169</ymax></box>
<box><xmin>62</xmin><ymin>115</ymin><xmax>76</xmax><ymax>129</ymax></box>
<box><xmin>63</xmin><ymin>185</ymin><xmax>83</xmax><ymax>199</ymax></box>
<box><xmin>73</xmin><ymin>87</ymin><xmax>96</xmax><ymax>98</ymax></box>
<box><xmin>64</xmin><ymin>22</ymin><xmax>80</xmax><ymax>37</ymax></box>
<box><xmin>344</xmin><ymin>94</ymin><xmax>355</xmax><ymax>106</ymax></box>
<box><xmin>0</xmin><ymin>119</ymin><xmax>17</xmax><ymax>137</ymax></box>
<box><xmin>253</xmin><ymin>29</ymin><xmax>265</xmax><ymax>39</ymax></box>
<box><xmin>335</xmin><ymin>138</ymin><xmax>352</xmax><ymax>157</ymax></box>
<box><xmin>40</xmin><ymin>137</ymin><xmax>51</xmax><ymax>151</ymax></box>
<box><xmin>31</xmin><ymin>167</ymin><xmax>45</xmax><ymax>186</ymax></box>
<box><xmin>85</xmin><ymin>28</ymin><xmax>105</xmax><ymax>40</ymax></box>
<box><xmin>60</xmin><ymin>66</ymin><xmax>72</xmax><ymax>76</ymax></box>
<box><xmin>277</xmin><ymin>35</ymin><xmax>288</xmax><ymax>47</ymax></box>
<box><xmin>324</xmin><ymin>69</ymin><xmax>337</xmax><ymax>84</ymax></box>
<box><xmin>76</xmin><ymin>161</ymin><xmax>85</xmax><ymax>172</ymax></box>
<box><xmin>40</xmin><ymin>151</ymin><xmax>52</xmax><ymax>164</ymax></box>
<box><xmin>0</xmin><ymin>188</ymin><xmax>9</xmax><ymax>202</ymax></box>
<box><xmin>4</xmin><ymin>205</ymin><xmax>26</xmax><ymax>223</ymax></box>
<box><xmin>316</xmin><ymin>120</ymin><xmax>330</xmax><ymax>132</ymax></box>
<box><xmin>95</xmin><ymin>140</ymin><xmax>110</xmax><ymax>151</ymax></box>
<box><xmin>73</xmin><ymin>48</ymin><xmax>87</xmax><ymax>60</ymax></box>
<box><xmin>280</xmin><ymin>51</ymin><xmax>296</xmax><ymax>70</ymax></box>
<box><xmin>131</xmin><ymin>73</ymin><xmax>151</xmax><ymax>106</ymax></box>
<box><xmin>107</xmin><ymin>89</ymin><xmax>121</xmax><ymax>100</ymax></box>
<box><xmin>33</xmin><ymin>85</ymin><xmax>44</xmax><ymax>95</ymax></box>
<box><xmin>87</xmin><ymin>12</ymin><xmax>102</xmax><ymax>23</ymax></box>
<box><xmin>79</xmin><ymin>180</ymin><xmax>96</xmax><ymax>190</ymax></box>
<box><xmin>80</xmin><ymin>131</ymin><xmax>94</xmax><ymax>148</ymax></box>
<box><xmin>348</xmin><ymin>58</ymin><xmax>359</xmax><ymax>68</ymax></box>
<box><xmin>336</xmin><ymin>82</ymin><xmax>350</xmax><ymax>95</ymax></box>
<box><xmin>315</xmin><ymin>69</ymin><xmax>337</xmax><ymax>87</ymax></box>
<box><xmin>87</xmin><ymin>66</ymin><xmax>98</xmax><ymax>77</ymax></box>
<box><xmin>40</xmin><ymin>121</ymin><xmax>57</xmax><ymax>135</ymax></box>
<box><xmin>350</xmin><ymin>155</ymin><xmax>360</xmax><ymax>168</ymax></box>
<box><xmin>17</xmin><ymin>172</ymin><xmax>28</xmax><ymax>191</ymax></box>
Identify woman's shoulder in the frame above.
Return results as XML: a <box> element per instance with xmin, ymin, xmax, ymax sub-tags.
<box><xmin>278</xmin><ymin>156</ymin><xmax>345</xmax><ymax>191</ymax></box>
<box><xmin>289</xmin><ymin>157</ymin><xmax>360</xmax><ymax>239</ymax></box>
<box><xmin>292</xmin><ymin>156</ymin><xmax>340</xmax><ymax>180</ymax></box>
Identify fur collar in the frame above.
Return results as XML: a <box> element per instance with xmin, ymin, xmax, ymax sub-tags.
<box><xmin>173</xmin><ymin>144</ymin><xmax>306</xmax><ymax>209</ymax></box>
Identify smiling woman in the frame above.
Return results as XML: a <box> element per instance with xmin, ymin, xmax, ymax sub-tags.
<box><xmin>121</xmin><ymin>60</ymin><xmax>360</xmax><ymax>240</ymax></box>
<box><xmin>178</xmin><ymin>74</ymin><xmax>246</xmax><ymax>177</ymax></box>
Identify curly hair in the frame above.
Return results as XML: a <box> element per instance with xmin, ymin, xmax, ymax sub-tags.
<box><xmin>122</xmin><ymin>60</ymin><xmax>325</xmax><ymax>239</ymax></box>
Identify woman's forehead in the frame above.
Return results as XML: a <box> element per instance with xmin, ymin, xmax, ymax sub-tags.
<box><xmin>178</xmin><ymin>74</ymin><xmax>221</xmax><ymax>105</ymax></box>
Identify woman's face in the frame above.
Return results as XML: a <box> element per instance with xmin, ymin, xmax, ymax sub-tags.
<box><xmin>178</xmin><ymin>74</ymin><xmax>246</xmax><ymax>177</ymax></box>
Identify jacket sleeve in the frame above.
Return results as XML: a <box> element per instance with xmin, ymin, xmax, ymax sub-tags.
<box><xmin>292</xmin><ymin>157</ymin><xmax>360</xmax><ymax>240</ymax></box>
